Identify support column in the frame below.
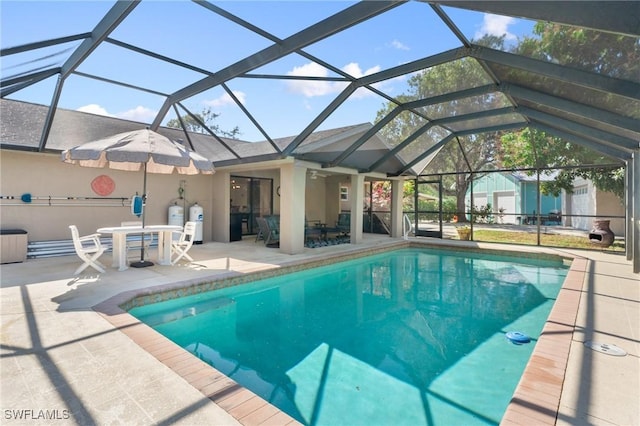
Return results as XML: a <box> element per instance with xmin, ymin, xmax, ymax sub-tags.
<box><xmin>280</xmin><ymin>163</ymin><xmax>307</xmax><ymax>254</ymax></box>
<box><xmin>390</xmin><ymin>179</ymin><xmax>404</xmax><ymax>238</ymax></box>
<box><xmin>633</xmin><ymin>152</ymin><xmax>639</xmax><ymax>273</ymax></box>
<box><xmin>350</xmin><ymin>174</ymin><xmax>365</xmax><ymax>244</ymax></box>
<box><xmin>211</xmin><ymin>171</ymin><xmax>231</xmax><ymax>242</ymax></box>
<box><xmin>626</xmin><ymin>161</ymin><xmax>632</xmax><ymax>261</ymax></box>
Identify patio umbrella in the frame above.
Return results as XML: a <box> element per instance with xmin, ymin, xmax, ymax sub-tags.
<box><xmin>61</xmin><ymin>128</ymin><xmax>214</xmax><ymax>268</ymax></box>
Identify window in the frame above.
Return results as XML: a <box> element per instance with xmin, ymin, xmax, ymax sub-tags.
<box><xmin>575</xmin><ymin>185</ymin><xmax>588</xmax><ymax>195</ymax></box>
<box><xmin>340</xmin><ymin>186</ymin><xmax>349</xmax><ymax>201</ymax></box>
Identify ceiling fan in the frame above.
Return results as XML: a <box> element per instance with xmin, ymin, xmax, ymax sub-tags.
<box><xmin>308</xmin><ymin>170</ymin><xmax>329</xmax><ymax>180</ymax></box>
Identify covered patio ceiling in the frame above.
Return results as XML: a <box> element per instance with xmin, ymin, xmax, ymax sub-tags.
<box><xmin>1</xmin><ymin>1</ymin><xmax>639</xmax><ymax>177</ymax></box>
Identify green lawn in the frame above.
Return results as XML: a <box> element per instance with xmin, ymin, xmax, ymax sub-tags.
<box><xmin>469</xmin><ymin>229</ymin><xmax>625</xmax><ymax>252</ymax></box>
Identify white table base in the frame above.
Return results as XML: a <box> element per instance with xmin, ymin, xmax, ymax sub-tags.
<box><xmin>97</xmin><ymin>225</ymin><xmax>182</xmax><ymax>271</ymax></box>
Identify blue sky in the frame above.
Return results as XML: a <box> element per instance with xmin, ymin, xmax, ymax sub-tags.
<box><xmin>1</xmin><ymin>1</ymin><xmax>535</xmax><ymax>142</ymax></box>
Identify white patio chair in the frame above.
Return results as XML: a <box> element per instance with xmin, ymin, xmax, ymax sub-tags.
<box><xmin>171</xmin><ymin>221</ymin><xmax>197</xmax><ymax>265</ymax></box>
<box><xmin>69</xmin><ymin>225</ymin><xmax>107</xmax><ymax>274</ymax></box>
<box><xmin>121</xmin><ymin>221</ymin><xmax>153</xmax><ymax>258</ymax></box>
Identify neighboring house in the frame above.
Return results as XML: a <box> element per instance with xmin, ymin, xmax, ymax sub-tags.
<box><xmin>564</xmin><ymin>177</ymin><xmax>625</xmax><ymax>237</ymax></box>
<box><xmin>466</xmin><ymin>173</ymin><xmax>625</xmax><ymax>236</ymax></box>
<box><xmin>466</xmin><ymin>172</ymin><xmax>561</xmax><ymax>224</ymax></box>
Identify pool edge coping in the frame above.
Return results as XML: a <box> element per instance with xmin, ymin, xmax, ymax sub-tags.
<box><xmin>93</xmin><ymin>240</ymin><xmax>583</xmax><ymax>426</ymax></box>
<box><xmin>501</xmin><ymin>256</ymin><xmax>586</xmax><ymax>425</ymax></box>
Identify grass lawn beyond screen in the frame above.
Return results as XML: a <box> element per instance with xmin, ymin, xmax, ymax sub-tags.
<box><xmin>470</xmin><ymin>229</ymin><xmax>625</xmax><ymax>252</ymax></box>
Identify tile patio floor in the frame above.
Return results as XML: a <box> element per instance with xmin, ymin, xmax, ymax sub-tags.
<box><xmin>1</xmin><ymin>235</ymin><xmax>638</xmax><ymax>425</ymax></box>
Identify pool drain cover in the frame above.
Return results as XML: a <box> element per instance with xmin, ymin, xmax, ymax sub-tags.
<box><xmin>584</xmin><ymin>341</ymin><xmax>627</xmax><ymax>356</ymax></box>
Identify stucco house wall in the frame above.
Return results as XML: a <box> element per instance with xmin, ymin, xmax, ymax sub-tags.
<box><xmin>567</xmin><ymin>177</ymin><xmax>625</xmax><ymax>236</ymax></box>
<box><xmin>0</xmin><ymin>150</ymin><xmax>214</xmax><ymax>242</ymax></box>
<box><xmin>596</xmin><ymin>190</ymin><xmax>625</xmax><ymax>237</ymax></box>
<box><xmin>305</xmin><ymin>176</ymin><xmax>328</xmax><ymax>225</ymax></box>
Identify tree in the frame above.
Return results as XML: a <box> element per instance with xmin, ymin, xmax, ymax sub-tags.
<box><xmin>375</xmin><ymin>23</ymin><xmax>636</xmax><ymax>214</ymax></box>
<box><xmin>499</xmin><ymin>22</ymin><xmax>636</xmax><ymax>201</ymax></box>
<box><xmin>376</xmin><ymin>35</ymin><xmax>508</xmax><ymax>221</ymax></box>
<box><xmin>367</xmin><ymin>180</ymin><xmax>415</xmax><ymax>210</ymax></box>
<box><xmin>516</xmin><ymin>22</ymin><xmax>639</xmax><ymax>84</ymax></box>
<box><xmin>166</xmin><ymin>107</ymin><xmax>241</xmax><ymax>139</ymax></box>
<box><xmin>500</xmin><ymin>128</ymin><xmax>625</xmax><ymax>200</ymax></box>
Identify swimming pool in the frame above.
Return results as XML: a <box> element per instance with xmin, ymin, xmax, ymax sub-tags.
<box><xmin>129</xmin><ymin>248</ymin><xmax>568</xmax><ymax>425</ymax></box>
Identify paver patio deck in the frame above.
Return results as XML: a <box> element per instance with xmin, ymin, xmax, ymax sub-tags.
<box><xmin>1</xmin><ymin>235</ymin><xmax>638</xmax><ymax>425</ymax></box>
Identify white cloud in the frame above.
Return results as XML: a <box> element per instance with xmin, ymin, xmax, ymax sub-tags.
<box><xmin>204</xmin><ymin>90</ymin><xmax>246</xmax><ymax>108</ymax></box>
<box><xmin>345</xmin><ymin>63</ymin><xmax>385</xmax><ymax>99</ymax></box>
<box><xmin>285</xmin><ymin>62</ymin><xmax>381</xmax><ymax>98</ymax></box>
<box><xmin>116</xmin><ymin>106</ymin><xmax>157</xmax><ymax>122</ymax></box>
<box><xmin>475</xmin><ymin>14</ymin><xmax>516</xmax><ymax>40</ymax></box>
<box><xmin>342</xmin><ymin>62</ymin><xmax>380</xmax><ymax>78</ymax></box>
<box><xmin>286</xmin><ymin>62</ymin><xmax>336</xmax><ymax>97</ymax></box>
<box><xmin>77</xmin><ymin>104</ymin><xmax>113</xmax><ymax>117</ymax></box>
<box><xmin>389</xmin><ymin>39</ymin><xmax>409</xmax><ymax>51</ymax></box>
<box><xmin>76</xmin><ymin>104</ymin><xmax>158</xmax><ymax>122</ymax></box>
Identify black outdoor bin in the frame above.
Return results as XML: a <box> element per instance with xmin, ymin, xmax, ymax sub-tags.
<box><xmin>230</xmin><ymin>213</ymin><xmax>243</xmax><ymax>242</ymax></box>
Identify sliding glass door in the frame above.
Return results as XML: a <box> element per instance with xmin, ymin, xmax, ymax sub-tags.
<box><xmin>230</xmin><ymin>176</ymin><xmax>274</xmax><ymax>238</ymax></box>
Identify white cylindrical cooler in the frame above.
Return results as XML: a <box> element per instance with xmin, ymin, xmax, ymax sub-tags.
<box><xmin>168</xmin><ymin>203</ymin><xmax>184</xmax><ymax>241</ymax></box>
<box><xmin>189</xmin><ymin>202</ymin><xmax>204</xmax><ymax>244</ymax></box>
<box><xmin>168</xmin><ymin>203</ymin><xmax>184</xmax><ymax>226</ymax></box>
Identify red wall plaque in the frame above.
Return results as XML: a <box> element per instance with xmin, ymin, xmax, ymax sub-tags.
<box><xmin>91</xmin><ymin>175</ymin><xmax>115</xmax><ymax>196</ymax></box>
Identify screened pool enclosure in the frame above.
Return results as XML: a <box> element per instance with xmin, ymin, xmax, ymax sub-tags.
<box><xmin>1</xmin><ymin>1</ymin><xmax>638</xmax><ymax>270</ymax></box>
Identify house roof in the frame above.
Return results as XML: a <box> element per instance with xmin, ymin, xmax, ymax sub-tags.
<box><xmin>1</xmin><ymin>1</ymin><xmax>638</xmax><ymax>176</ymax></box>
<box><xmin>512</xmin><ymin>171</ymin><xmax>558</xmax><ymax>183</ymax></box>
<box><xmin>0</xmin><ymin>98</ymin><xmax>406</xmax><ymax>172</ymax></box>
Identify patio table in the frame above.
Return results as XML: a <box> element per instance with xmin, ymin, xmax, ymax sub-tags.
<box><xmin>97</xmin><ymin>225</ymin><xmax>182</xmax><ymax>271</ymax></box>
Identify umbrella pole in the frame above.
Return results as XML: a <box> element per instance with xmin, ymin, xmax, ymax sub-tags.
<box><xmin>131</xmin><ymin>163</ymin><xmax>154</xmax><ymax>268</ymax></box>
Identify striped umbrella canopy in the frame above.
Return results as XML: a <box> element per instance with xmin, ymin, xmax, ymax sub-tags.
<box><xmin>61</xmin><ymin>128</ymin><xmax>214</xmax><ymax>174</ymax></box>
<box><xmin>61</xmin><ymin>128</ymin><xmax>214</xmax><ymax>267</ymax></box>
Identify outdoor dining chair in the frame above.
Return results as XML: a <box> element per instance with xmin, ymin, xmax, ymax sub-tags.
<box><xmin>171</xmin><ymin>221</ymin><xmax>196</xmax><ymax>264</ymax></box>
<box><xmin>336</xmin><ymin>213</ymin><xmax>351</xmax><ymax>235</ymax></box>
<box><xmin>256</xmin><ymin>216</ymin><xmax>279</xmax><ymax>247</ymax></box>
<box><xmin>69</xmin><ymin>225</ymin><xmax>107</xmax><ymax>274</ymax></box>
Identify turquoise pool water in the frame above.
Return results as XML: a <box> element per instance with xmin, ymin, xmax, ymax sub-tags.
<box><xmin>130</xmin><ymin>248</ymin><xmax>568</xmax><ymax>425</ymax></box>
